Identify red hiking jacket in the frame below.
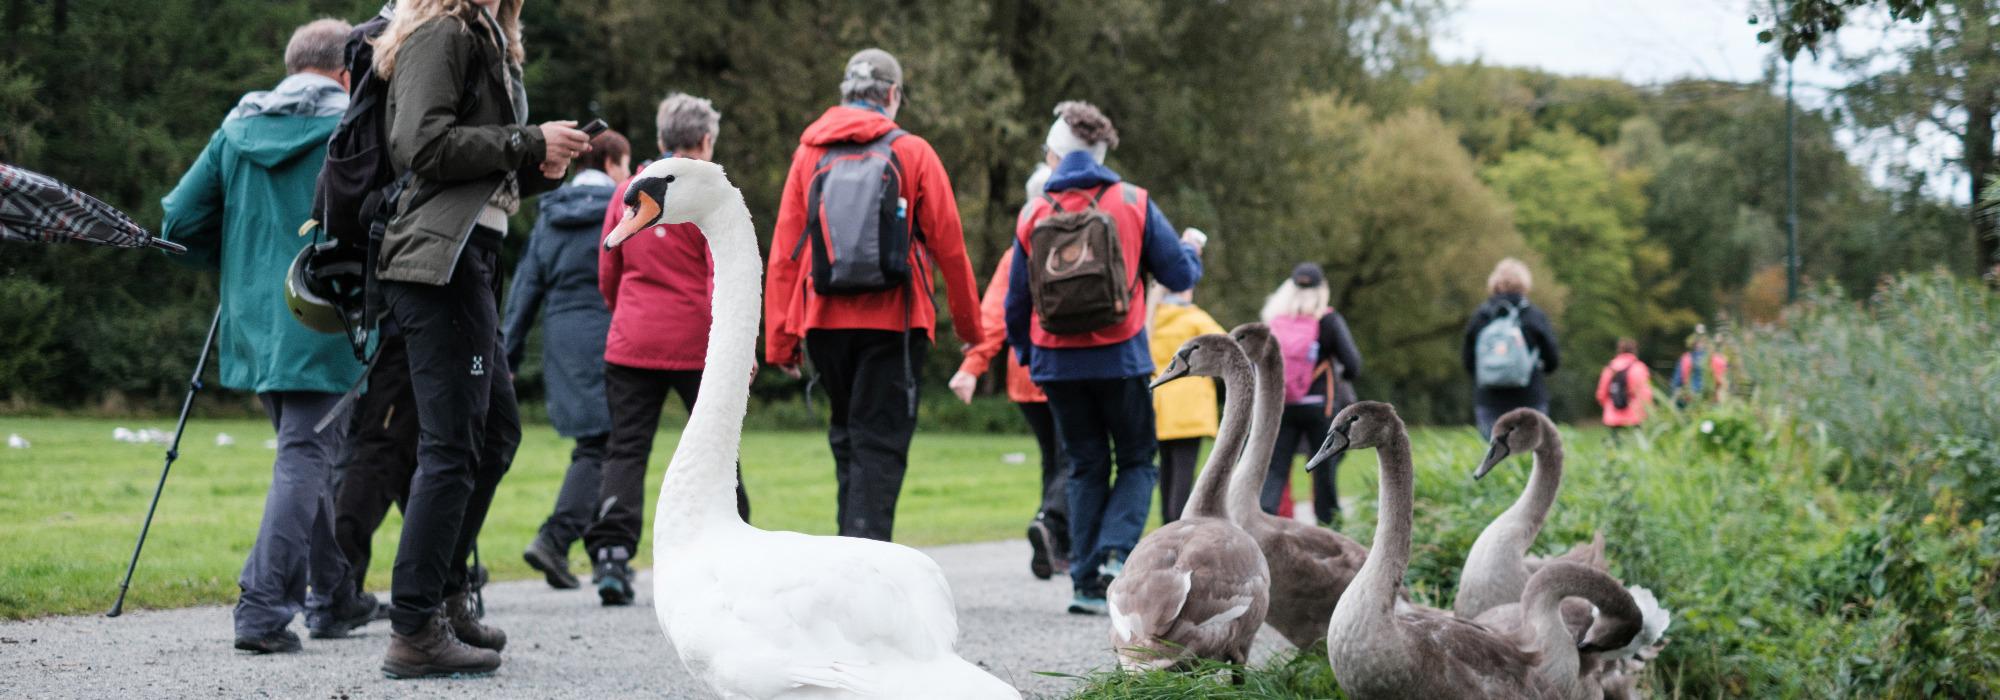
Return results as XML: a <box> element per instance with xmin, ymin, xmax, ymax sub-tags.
<box><xmin>764</xmin><ymin>106</ymin><xmax>982</xmax><ymax>366</ymax></box>
<box><xmin>599</xmin><ymin>175</ymin><xmax>712</xmax><ymax>370</ymax></box>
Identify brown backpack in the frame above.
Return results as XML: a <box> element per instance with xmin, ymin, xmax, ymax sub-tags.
<box><xmin>1028</xmin><ymin>185</ymin><xmax>1130</xmax><ymax>335</ymax></box>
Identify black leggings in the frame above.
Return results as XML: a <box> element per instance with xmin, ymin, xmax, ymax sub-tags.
<box><xmin>1261</xmin><ymin>402</ymin><xmax>1342</xmax><ymax>526</ymax></box>
<box><xmin>584</xmin><ymin>363</ymin><xmax>750</xmax><ymax>561</ymax></box>
<box><xmin>1157</xmin><ymin>437</ymin><xmax>1202</xmax><ymax>524</ymax></box>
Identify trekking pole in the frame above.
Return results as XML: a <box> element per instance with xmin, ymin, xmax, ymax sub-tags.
<box><xmin>108</xmin><ymin>304</ymin><xmax>222</xmax><ymax>618</ymax></box>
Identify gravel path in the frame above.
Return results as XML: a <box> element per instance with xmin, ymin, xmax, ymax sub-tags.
<box><xmin>0</xmin><ymin>539</ymin><xmax>1290</xmax><ymax>699</ymax></box>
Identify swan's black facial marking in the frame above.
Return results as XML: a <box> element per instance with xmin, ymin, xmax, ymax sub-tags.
<box><xmin>1309</xmin><ymin>416</ymin><xmax>1355</xmax><ymax>472</ymax></box>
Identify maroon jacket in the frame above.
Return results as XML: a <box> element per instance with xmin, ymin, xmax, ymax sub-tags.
<box><xmin>599</xmin><ymin>175</ymin><xmax>711</xmax><ymax>370</ymax></box>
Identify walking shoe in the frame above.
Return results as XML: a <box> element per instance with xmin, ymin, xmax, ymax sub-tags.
<box><xmin>234</xmin><ymin>628</ymin><xmax>302</xmax><ymax>654</ymax></box>
<box><xmin>1025</xmin><ymin>520</ymin><xmax>1058</xmax><ymax>580</ymax></box>
<box><xmin>382</xmin><ymin>614</ymin><xmax>501</xmax><ymax>679</ymax></box>
<box><xmin>444</xmin><ymin>591</ymin><xmax>507</xmax><ymax>651</ymax></box>
<box><xmin>309</xmin><ymin>591</ymin><xmax>380</xmax><ymax>639</ymax></box>
<box><xmin>367</xmin><ymin>592</ymin><xmax>391</xmax><ymax>621</ymax></box>
<box><xmin>1068</xmin><ymin>575</ymin><xmax>1109</xmax><ymax>615</ymax></box>
<box><xmin>523</xmin><ymin>538</ymin><xmax>580</xmax><ymax>590</ymax></box>
<box><xmin>1098</xmin><ymin>549</ymin><xmax>1127</xmax><ymax>587</ymax></box>
<box><xmin>594</xmin><ymin>554</ymin><xmax>635</xmax><ymax>607</ymax></box>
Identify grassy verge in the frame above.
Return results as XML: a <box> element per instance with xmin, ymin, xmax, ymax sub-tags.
<box><xmin>0</xmin><ymin>413</ymin><xmax>1372</xmax><ymax>621</ymax></box>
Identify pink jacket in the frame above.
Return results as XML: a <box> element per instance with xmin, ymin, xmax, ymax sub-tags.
<box><xmin>599</xmin><ymin>176</ymin><xmax>712</xmax><ymax>370</ymax></box>
<box><xmin>1594</xmin><ymin>353</ymin><xmax>1652</xmax><ymax>427</ymax></box>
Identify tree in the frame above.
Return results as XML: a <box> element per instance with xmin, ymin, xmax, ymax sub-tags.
<box><xmin>1838</xmin><ymin>0</ymin><xmax>2000</xmax><ymax>274</ymax></box>
<box><xmin>1751</xmin><ymin>0</ymin><xmax>1935</xmax><ymax>59</ymax></box>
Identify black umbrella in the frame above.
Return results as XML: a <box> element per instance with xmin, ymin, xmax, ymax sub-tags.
<box><xmin>0</xmin><ymin>162</ymin><xmax>185</xmax><ymax>253</ymax></box>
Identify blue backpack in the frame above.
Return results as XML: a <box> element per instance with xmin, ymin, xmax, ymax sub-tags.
<box><xmin>1475</xmin><ymin>302</ymin><xmax>1540</xmax><ymax>389</ymax></box>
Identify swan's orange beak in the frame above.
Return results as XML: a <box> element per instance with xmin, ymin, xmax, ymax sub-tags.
<box><xmin>603</xmin><ymin>191</ymin><xmax>660</xmax><ymax>250</ymax></box>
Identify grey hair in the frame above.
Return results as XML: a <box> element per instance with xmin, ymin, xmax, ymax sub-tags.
<box><xmin>285</xmin><ymin>18</ymin><xmax>352</xmax><ymax>74</ymax></box>
<box><xmin>655</xmin><ymin>92</ymin><xmax>721</xmax><ymax>153</ymax></box>
<box><xmin>1488</xmin><ymin>257</ymin><xmax>1533</xmax><ymax>296</ymax></box>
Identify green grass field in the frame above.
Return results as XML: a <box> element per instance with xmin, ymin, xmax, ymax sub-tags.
<box><xmin>0</xmin><ymin>414</ymin><xmax>1378</xmax><ymax>620</ymax></box>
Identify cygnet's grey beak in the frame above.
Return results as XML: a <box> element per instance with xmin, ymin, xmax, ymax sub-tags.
<box><xmin>1149</xmin><ymin>353</ymin><xmax>1191</xmax><ymax>391</ymax></box>
<box><xmin>1306</xmin><ymin>423</ymin><xmax>1350</xmax><ymax>472</ymax></box>
<box><xmin>1474</xmin><ymin>431</ymin><xmax>1512</xmax><ymax>480</ymax></box>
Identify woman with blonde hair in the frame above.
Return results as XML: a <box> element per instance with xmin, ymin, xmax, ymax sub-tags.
<box><xmin>370</xmin><ymin>0</ymin><xmax>590</xmax><ymax>678</ymax></box>
<box><xmin>1461</xmin><ymin>257</ymin><xmax>1561</xmax><ymax>438</ymax></box>
<box><xmin>1259</xmin><ymin>263</ymin><xmax>1362</xmax><ymax>526</ymax></box>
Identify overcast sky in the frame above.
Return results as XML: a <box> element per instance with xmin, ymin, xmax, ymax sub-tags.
<box><xmin>1433</xmin><ymin>0</ymin><xmax>1956</xmax><ymax>198</ymax></box>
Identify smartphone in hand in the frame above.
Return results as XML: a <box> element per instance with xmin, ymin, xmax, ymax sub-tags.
<box><xmin>580</xmin><ymin>118</ymin><xmax>609</xmax><ymax>138</ymax></box>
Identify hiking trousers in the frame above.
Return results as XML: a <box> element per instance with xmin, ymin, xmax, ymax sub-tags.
<box><xmin>537</xmin><ymin>432</ymin><xmax>607</xmax><ymax>556</ymax></box>
<box><xmin>1261</xmin><ymin>402</ymin><xmax>1341</xmax><ymax>526</ymax></box>
<box><xmin>1157</xmin><ymin>437</ymin><xmax>1202</xmax><ymax>524</ymax></box>
<box><xmin>1042</xmin><ymin>375</ymin><xmax>1158</xmax><ymax>587</ymax></box>
<box><xmin>331</xmin><ymin>328</ymin><xmax>418</xmax><ymax>600</ymax></box>
<box><xmin>806</xmin><ymin>329</ymin><xmax>929</xmax><ymax>542</ymax></box>
<box><xmin>1017</xmin><ymin>401</ymin><xmax>1069</xmax><ymax>551</ymax></box>
<box><xmin>583</xmin><ymin>363</ymin><xmax>750</xmax><ymax>562</ymax></box>
<box><xmin>380</xmin><ymin>242</ymin><xmax>521</xmax><ymax>636</ymax></box>
<box><xmin>235</xmin><ymin>390</ymin><xmax>352</xmax><ymax>638</ymax></box>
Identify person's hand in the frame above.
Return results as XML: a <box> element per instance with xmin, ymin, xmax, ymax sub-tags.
<box><xmin>1180</xmin><ymin>227</ymin><xmax>1208</xmax><ymax>255</ymax></box>
<box><xmin>948</xmin><ymin>370</ymin><xmax>977</xmax><ymax>405</ymax></box>
<box><xmin>539</xmin><ymin>120</ymin><xmax>590</xmax><ymax>177</ymax></box>
<box><xmin>775</xmin><ymin>363</ymin><xmax>802</xmax><ymax>380</ymax></box>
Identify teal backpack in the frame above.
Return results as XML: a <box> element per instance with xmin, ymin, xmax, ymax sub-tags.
<box><xmin>1474</xmin><ymin>302</ymin><xmax>1540</xmax><ymax>389</ymax></box>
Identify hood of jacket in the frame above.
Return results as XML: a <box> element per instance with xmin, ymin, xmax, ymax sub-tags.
<box><xmin>799</xmin><ymin>105</ymin><xmax>900</xmax><ymax>147</ymax></box>
<box><xmin>220</xmin><ymin>73</ymin><xmax>348</xmax><ymax>169</ymax></box>
<box><xmin>1044</xmin><ymin>150</ymin><xmax>1122</xmax><ymax>192</ymax></box>
<box><xmin>538</xmin><ymin>180</ymin><xmax>616</xmax><ymax>229</ymax></box>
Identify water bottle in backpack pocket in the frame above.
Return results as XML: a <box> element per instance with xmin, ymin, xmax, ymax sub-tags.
<box><xmin>1474</xmin><ymin>302</ymin><xmax>1540</xmax><ymax>389</ymax></box>
<box><xmin>793</xmin><ymin>129</ymin><xmax>913</xmax><ymax>295</ymax></box>
<box><xmin>1027</xmin><ymin>185</ymin><xmax>1130</xmax><ymax>335</ymax></box>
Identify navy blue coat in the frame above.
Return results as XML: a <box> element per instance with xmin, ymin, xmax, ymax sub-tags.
<box><xmin>503</xmin><ymin>178</ymin><xmax>614</xmax><ymax>438</ymax></box>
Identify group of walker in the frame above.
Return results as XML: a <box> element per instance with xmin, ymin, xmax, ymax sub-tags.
<box><xmin>154</xmin><ymin>0</ymin><xmax>1716</xmax><ymax>682</ymax></box>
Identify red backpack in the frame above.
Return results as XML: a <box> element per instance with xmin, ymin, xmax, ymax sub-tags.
<box><xmin>1268</xmin><ymin>313</ymin><xmax>1331</xmax><ymax>405</ymax></box>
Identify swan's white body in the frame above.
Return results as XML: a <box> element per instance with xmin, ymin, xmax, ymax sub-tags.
<box><xmin>613</xmin><ymin>159</ymin><xmax>1018</xmax><ymax>699</ymax></box>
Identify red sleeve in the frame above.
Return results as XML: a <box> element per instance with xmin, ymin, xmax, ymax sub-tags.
<box><xmin>901</xmin><ymin>136</ymin><xmax>982</xmax><ymax>346</ymax></box>
<box><xmin>764</xmin><ymin>146</ymin><xmax>813</xmax><ymax>365</ymax></box>
<box><xmin>958</xmin><ymin>248</ymin><xmax>1012</xmax><ymax>376</ymax></box>
<box><xmin>599</xmin><ymin>178</ymin><xmax>631</xmax><ymax>311</ymax></box>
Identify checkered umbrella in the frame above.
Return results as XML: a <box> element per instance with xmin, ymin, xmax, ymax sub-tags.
<box><xmin>0</xmin><ymin>163</ymin><xmax>185</xmax><ymax>253</ymax></box>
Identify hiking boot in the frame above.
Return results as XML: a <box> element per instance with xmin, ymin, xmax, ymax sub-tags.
<box><xmin>594</xmin><ymin>553</ymin><xmax>635</xmax><ymax>607</ymax></box>
<box><xmin>523</xmin><ymin>538</ymin><xmax>580</xmax><ymax>590</ymax></box>
<box><xmin>1098</xmin><ymin>549</ymin><xmax>1127</xmax><ymax>587</ymax></box>
<box><xmin>444</xmin><ymin>591</ymin><xmax>507</xmax><ymax>651</ymax></box>
<box><xmin>234</xmin><ymin>627</ymin><xmax>302</xmax><ymax>654</ymax></box>
<box><xmin>1068</xmin><ymin>575</ymin><xmax>1108</xmax><ymax>615</ymax></box>
<box><xmin>309</xmin><ymin>591</ymin><xmax>380</xmax><ymax>639</ymax></box>
<box><xmin>1025</xmin><ymin>520</ymin><xmax>1058</xmax><ymax>580</ymax></box>
<box><xmin>383</xmin><ymin>614</ymin><xmax>501</xmax><ymax>679</ymax></box>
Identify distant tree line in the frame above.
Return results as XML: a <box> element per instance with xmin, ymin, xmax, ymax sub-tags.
<box><xmin>0</xmin><ymin>0</ymin><xmax>1972</xmax><ymax>423</ymax></box>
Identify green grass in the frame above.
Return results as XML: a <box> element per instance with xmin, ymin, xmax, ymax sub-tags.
<box><xmin>0</xmin><ymin>412</ymin><xmax>1371</xmax><ymax>621</ymax></box>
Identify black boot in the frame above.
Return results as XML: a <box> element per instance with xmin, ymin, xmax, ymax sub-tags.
<box><xmin>234</xmin><ymin>628</ymin><xmax>302</xmax><ymax>654</ymax></box>
<box><xmin>523</xmin><ymin>538</ymin><xmax>579</xmax><ymax>590</ymax></box>
<box><xmin>309</xmin><ymin>591</ymin><xmax>380</xmax><ymax>639</ymax></box>
<box><xmin>593</xmin><ymin>548</ymin><xmax>635</xmax><ymax>607</ymax></box>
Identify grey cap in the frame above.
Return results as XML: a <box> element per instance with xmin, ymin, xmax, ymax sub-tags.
<box><xmin>843</xmin><ymin>48</ymin><xmax>903</xmax><ymax>88</ymax></box>
<box><xmin>1291</xmin><ymin>262</ymin><xmax>1326</xmax><ymax>288</ymax></box>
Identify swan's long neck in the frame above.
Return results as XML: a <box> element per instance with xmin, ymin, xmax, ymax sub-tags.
<box><xmin>653</xmin><ymin>194</ymin><xmax>759</xmax><ymax>549</ymax></box>
<box><xmin>1182</xmin><ymin>350</ymin><xmax>1255</xmax><ymax>522</ymax></box>
<box><xmin>1352</xmin><ymin>423</ymin><xmax>1414</xmax><ymax>610</ymax></box>
<box><xmin>1496</xmin><ymin>431</ymin><xmax>1563</xmax><ymax>555</ymax></box>
<box><xmin>1228</xmin><ymin>339</ymin><xmax>1285</xmax><ymax>524</ymax></box>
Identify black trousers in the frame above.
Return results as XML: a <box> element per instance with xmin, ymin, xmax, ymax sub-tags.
<box><xmin>1261</xmin><ymin>402</ymin><xmax>1341</xmax><ymax>526</ymax></box>
<box><xmin>1157</xmin><ymin>437</ymin><xmax>1202</xmax><ymax>524</ymax></box>
<box><xmin>1017</xmin><ymin>401</ymin><xmax>1069</xmax><ymax>553</ymax></box>
<box><xmin>380</xmin><ymin>244</ymin><xmax>520</xmax><ymax>635</ymax></box>
<box><xmin>331</xmin><ymin>329</ymin><xmax>418</xmax><ymax>599</ymax></box>
<box><xmin>583</xmin><ymin>362</ymin><xmax>750</xmax><ymax>561</ymax></box>
<box><xmin>536</xmin><ymin>432</ymin><xmax>607</xmax><ymax>555</ymax></box>
<box><xmin>805</xmin><ymin>328</ymin><xmax>929</xmax><ymax>542</ymax></box>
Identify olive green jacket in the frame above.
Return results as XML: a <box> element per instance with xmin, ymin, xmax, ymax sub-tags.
<box><xmin>378</xmin><ymin>14</ymin><xmax>558</xmax><ymax>285</ymax></box>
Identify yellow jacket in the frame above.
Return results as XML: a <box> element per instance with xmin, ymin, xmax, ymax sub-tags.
<box><xmin>1151</xmin><ymin>301</ymin><xmax>1226</xmax><ymax>440</ymax></box>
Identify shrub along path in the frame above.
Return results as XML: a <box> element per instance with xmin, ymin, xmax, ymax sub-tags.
<box><xmin>0</xmin><ymin>538</ymin><xmax>1292</xmax><ymax>698</ymax></box>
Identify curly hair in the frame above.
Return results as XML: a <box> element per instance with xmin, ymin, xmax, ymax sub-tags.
<box><xmin>372</xmin><ymin>0</ymin><xmax>524</xmax><ymax>79</ymax></box>
<box><xmin>1054</xmin><ymin>100</ymin><xmax>1119</xmax><ymax>149</ymax></box>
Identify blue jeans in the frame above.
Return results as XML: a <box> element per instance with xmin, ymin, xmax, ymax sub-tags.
<box><xmin>1042</xmin><ymin>376</ymin><xmax>1159</xmax><ymax>589</ymax></box>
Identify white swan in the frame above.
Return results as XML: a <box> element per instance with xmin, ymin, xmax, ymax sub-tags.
<box><xmin>603</xmin><ymin>158</ymin><xmax>1019</xmax><ymax>699</ymax></box>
